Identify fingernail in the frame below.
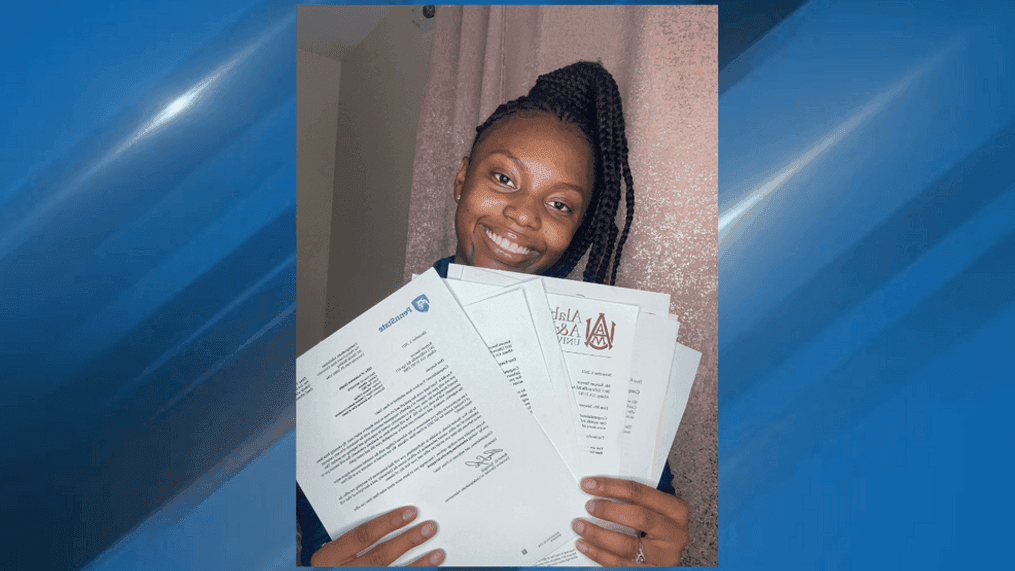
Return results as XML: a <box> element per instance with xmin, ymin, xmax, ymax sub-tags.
<box><xmin>393</xmin><ymin>507</ymin><xmax>417</xmax><ymax>526</ymax></box>
<box><xmin>421</xmin><ymin>521</ymin><xmax>437</xmax><ymax>538</ymax></box>
<box><xmin>575</xmin><ymin>539</ymin><xmax>590</xmax><ymax>554</ymax></box>
<box><xmin>572</xmin><ymin>519</ymin><xmax>585</xmax><ymax>534</ymax></box>
<box><xmin>585</xmin><ymin>499</ymin><xmax>596</xmax><ymax>514</ymax></box>
<box><xmin>581</xmin><ymin>478</ymin><xmax>597</xmax><ymax>491</ymax></box>
<box><xmin>429</xmin><ymin>550</ymin><xmax>445</xmax><ymax>565</ymax></box>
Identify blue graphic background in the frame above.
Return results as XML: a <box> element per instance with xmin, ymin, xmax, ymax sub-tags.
<box><xmin>1</xmin><ymin>1</ymin><xmax>1010</xmax><ymax>569</ymax></box>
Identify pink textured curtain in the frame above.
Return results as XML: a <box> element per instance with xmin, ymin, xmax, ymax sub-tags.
<box><xmin>403</xmin><ymin>5</ymin><xmax>717</xmax><ymax>565</ymax></box>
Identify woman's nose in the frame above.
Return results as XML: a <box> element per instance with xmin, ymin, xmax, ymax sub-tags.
<box><xmin>504</xmin><ymin>196</ymin><xmax>540</xmax><ymax>229</ymax></box>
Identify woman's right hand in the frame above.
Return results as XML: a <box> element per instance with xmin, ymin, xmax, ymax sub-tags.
<box><xmin>309</xmin><ymin>506</ymin><xmax>444</xmax><ymax>567</ymax></box>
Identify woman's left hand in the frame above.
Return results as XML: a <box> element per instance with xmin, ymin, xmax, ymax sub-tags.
<box><xmin>572</xmin><ymin>476</ymin><xmax>688</xmax><ymax>567</ymax></box>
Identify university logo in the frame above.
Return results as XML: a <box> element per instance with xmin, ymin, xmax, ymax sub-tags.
<box><xmin>585</xmin><ymin>312</ymin><xmax>616</xmax><ymax>350</ymax></box>
<box><xmin>412</xmin><ymin>294</ymin><xmax>431</xmax><ymax>312</ymax></box>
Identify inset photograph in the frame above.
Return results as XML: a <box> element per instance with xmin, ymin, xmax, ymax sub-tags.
<box><xmin>296</xmin><ymin>5</ymin><xmax>717</xmax><ymax>566</ymax></box>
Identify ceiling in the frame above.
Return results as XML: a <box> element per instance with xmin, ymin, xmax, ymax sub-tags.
<box><xmin>296</xmin><ymin>5</ymin><xmax>393</xmax><ymax>61</ymax></box>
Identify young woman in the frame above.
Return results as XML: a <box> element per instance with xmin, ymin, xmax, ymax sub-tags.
<box><xmin>300</xmin><ymin>61</ymin><xmax>689</xmax><ymax>567</ymax></box>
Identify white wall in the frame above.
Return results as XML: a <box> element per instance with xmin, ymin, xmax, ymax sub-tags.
<box><xmin>323</xmin><ymin>7</ymin><xmax>434</xmax><ymax>335</ymax></box>
<box><xmin>296</xmin><ymin>48</ymin><xmax>341</xmax><ymax>354</ymax></box>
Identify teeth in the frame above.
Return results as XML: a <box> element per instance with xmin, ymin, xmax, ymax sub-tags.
<box><xmin>485</xmin><ymin>227</ymin><xmax>532</xmax><ymax>255</ymax></box>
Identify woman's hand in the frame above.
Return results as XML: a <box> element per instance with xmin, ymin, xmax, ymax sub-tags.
<box><xmin>571</xmin><ymin>477</ymin><xmax>688</xmax><ymax>567</ymax></box>
<box><xmin>309</xmin><ymin>506</ymin><xmax>445</xmax><ymax>567</ymax></box>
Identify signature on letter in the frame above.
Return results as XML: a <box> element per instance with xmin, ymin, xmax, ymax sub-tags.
<box><xmin>464</xmin><ymin>449</ymin><xmax>504</xmax><ymax>468</ymax></box>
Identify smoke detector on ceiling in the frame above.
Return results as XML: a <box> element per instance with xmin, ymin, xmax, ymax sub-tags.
<box><xmin>411</xmin><ymin>5</ymin><xmax>436</xmax><ymax>32</ymax></box>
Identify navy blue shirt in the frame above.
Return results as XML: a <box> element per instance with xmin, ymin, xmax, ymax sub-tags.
<box><xmin>297</xmin><ymin>256</ymin><xmax>676</xmax><ymax>565</ymax></box>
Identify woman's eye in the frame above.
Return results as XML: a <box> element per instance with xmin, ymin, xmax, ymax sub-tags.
<box><xmin>493</xmin><ymin>173</ymin><xmax>515</xmax><ymax>187</ymax></box>
<box><xmin>548</xmin><ymin>200</ymin><xmax>572</xmax><ymax>213</ymax></box>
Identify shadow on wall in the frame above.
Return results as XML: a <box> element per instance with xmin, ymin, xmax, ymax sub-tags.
<box><xmin>296</xmin><ymin>5</ymin><xmax>435</xmax><ymax>354</ymax></box>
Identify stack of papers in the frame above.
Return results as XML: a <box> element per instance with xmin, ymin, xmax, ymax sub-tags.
<box><xmin>297</xmin><ymin>267</ymin><xmax>701</xmax><ymax>566</ymax></box>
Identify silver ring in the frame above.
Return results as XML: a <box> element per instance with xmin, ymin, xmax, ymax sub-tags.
<box><xmin>634</xmin><ymin>540</ymin><xmax>646</xmax><ymax>564</ymax></box>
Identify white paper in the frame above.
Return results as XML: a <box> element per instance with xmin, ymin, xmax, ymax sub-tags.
<box><xmin>536</xmin><ymin>541</ymin><xmax>596</xmax><ymax>567</ymax></box>
<box><xmin>449</xmin><ymin>264</ymin><xmax>671</xmax><ymax>316</ymax></box>
<box><xmin>296</xmin><ymin>269</ymin><xmax>584</xmax><ymax>566</ymax></box>
<box><xmin>650</xmin><ymin>342</ymin><xmax>702</xmax><ymax>485</ymax></box>
<box><xmin>544</xmin><ymin>292</ymin><xmax>639</xmax><ymax>477</ymax></box>
<box><xmin>454</xmin><ymin>287</ymin><xmax>582</xmax><ymax>478</ymax></box>
<box><xmin>443</xmin><ymin>277</ymin><xmax>582</xmax><ymax>469</ymax></box>
<box><xmin>619</xmin><ymin>312</ymin><xmax>680</xmax><ymax>485</ymax></box>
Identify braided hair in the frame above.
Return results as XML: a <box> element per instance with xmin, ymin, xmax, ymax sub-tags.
<box><xmin>467</xmin><ymin>61</ymin><xmax>634</xmax><ymax>285</ymax></box>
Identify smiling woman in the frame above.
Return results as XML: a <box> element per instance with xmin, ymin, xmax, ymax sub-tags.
<box><xmin>300</xmin><ymin>59</ymin><xmax>690</xmax><ymax>567</ymax></box>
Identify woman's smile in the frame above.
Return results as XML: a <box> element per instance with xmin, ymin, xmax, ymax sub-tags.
<box><xmin>472</xmin><ymin>223</ymin><xmax>539</xmax><ymax>268</ymax></box>
<box><xmin>483</xmin><ymin>225</ymin><xmax>533</xmax><ymax>256</ymax></box>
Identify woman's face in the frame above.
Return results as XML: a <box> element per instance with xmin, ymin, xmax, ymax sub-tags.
<box><xmin>453</xmin><ymin>112</ymin><xmax>594</xmax><ymax>274</ymax></box>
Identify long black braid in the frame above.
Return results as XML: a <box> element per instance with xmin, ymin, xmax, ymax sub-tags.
<box><xmin>467</xmin><ymin>61</ymin><xmax>635</xmax><ymax>285</ymax></box>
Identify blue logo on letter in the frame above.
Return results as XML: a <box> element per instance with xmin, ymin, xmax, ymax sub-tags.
<box><xmin>412</xmin><ymin>295</ymin><xmax>430</xmax><ymax>312</ymax></box>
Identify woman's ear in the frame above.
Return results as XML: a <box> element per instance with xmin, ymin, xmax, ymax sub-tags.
<box><xmin>453</xmin><ymin>157</ymin><xmax>469</xmax><ymax>203</ymax></box>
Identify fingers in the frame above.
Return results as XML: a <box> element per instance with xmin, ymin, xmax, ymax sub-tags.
<box><xmin>405</xmin><ymin>548</ymin><xmax>447</xmax><ymax>566</ymax></box>
<box><xmin>574</xmin><ymin>517</ymin><xmax>686</xmax><ymax>567</ymax></box>
<box><xmin>352</xmin><ymin>506</ymin><xmax>421</xmax><ymax>553</ymax></box>
<box><xmin>574</xmin><ymin>537</ymin><xmax>646</xmax><ymax>567</ymax></box>
<box><xmin>581</xmin><ymin>496</ymin><xmax>681</xmax><ymax>539</ymax></box>
<box><xmin>355</xmin><ymin>520</ymin><xmax>440</xmax><ymax>567</ymax></box>
<box><xmin>581</xmin><ymin>477</ymin><xmax>688</xmax><ymax>523</ymax></box>
<box><xmin>577</xmin><ymin>477</ymin><xmax>689</xmax><ymax>567</ymax></box>
<box><xmin>310</xmin><ymin>506</ymin><xmax>420</xmax><ymax>566</ymax></box>
<box><xmin>571</xmin><ymin>518</ymin><xmax>640</xmax><ymax>560</ymax></box>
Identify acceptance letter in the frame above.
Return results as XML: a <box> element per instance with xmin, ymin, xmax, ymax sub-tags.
<box><xmin>297</xmin><ymin>270</ymin><xmax>583</xmax><ymax>566</ymax></box>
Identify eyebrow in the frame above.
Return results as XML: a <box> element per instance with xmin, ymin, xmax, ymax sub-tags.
<box><xmin>486</xmin><ymin>149</ymin><xmax>588</xmax><ymax>195</ymax></box>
